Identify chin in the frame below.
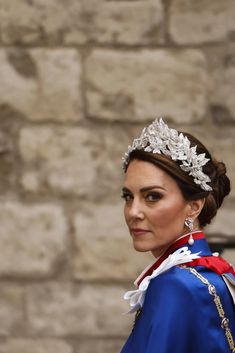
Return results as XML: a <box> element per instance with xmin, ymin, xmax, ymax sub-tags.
<box><xmin>133</xmin><ymin>241</ymin><xmax>151</xmax><ymax>253</ymax></box>
<box><xmin>132</xmin><ymin>240</ymin><xmax>165</xmax><ymax>256</ymax></box>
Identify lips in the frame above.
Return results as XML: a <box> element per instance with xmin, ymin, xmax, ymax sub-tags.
<box><xmin>131</xmin><ymin>228</ymin><xmax>150</xmax><ymax>236</ymax></box>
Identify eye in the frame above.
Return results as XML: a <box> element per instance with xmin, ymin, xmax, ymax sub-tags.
<box><xmin>121</xmin><ymin>192</ymin><xmax>133</xmax><ymax>202</ymax></box>
<box><xmin>145</xmin><ymin>192</ymin><xmax>162</xmax><ymax>202</ymax></box>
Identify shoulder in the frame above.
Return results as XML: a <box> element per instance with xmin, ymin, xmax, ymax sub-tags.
<box><xmin>148</xmin><ymin>265</ymin><xmax>200</xmax><ymax>295</ymax></box>
<box><xmin>146</xmin><ymin>264</ymin><xmax>230</xmax><ymax>308</ymax></box>
<box><xmin>145</xmin><ymin>265</ymin><xmax>226</xmax><ymax>309</ymax></box>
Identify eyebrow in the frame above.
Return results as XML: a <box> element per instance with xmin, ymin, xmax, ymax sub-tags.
<box><xmin>122</xmin><ymin>185</ymin><xmax>166</xmax><ymax>193</ymax></box>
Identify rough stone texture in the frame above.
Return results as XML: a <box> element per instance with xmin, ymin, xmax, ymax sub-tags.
<box><xmin>0</xmin><ymin>202</ymin><xmax>67</xmax><ymax>277</ymax></box>
<box><xmin>0</xmin><ymin>339</ymin><xmax>73</xmax><ymax>353</ymax></box>
<box><xmin>169</xmin><ymin>0</ymin><xmax>235</xmax><ymax>44</ymax></box>
<box><xmin>19</xmin><ymin>127</ymin><xmax>98</xmax><ymax>195</ymax></box>
<box><xmin>0</xmin><ymin>285</ymin><xmax>24</xmax><ymax>335</ymax></box>
<box><xmin>75</xmin><ymin>339</ymin><xmax>124</xmax><ymax>353</ymax></box>
<box><xmin>208</xmin><ymin>45</ymin><xmax>235</xmax><ymax>124</ymax></box>
<box><xmin>0</xmin><ymin>0</ymin><xmax>85</xmax><ymax>45</ymax></box>
<box><xmin>72</xmin><ymin>202</ymin><xmax>152</xmax><ymax>280</ymax></box>
<box><xmin>26</xmin><ymin>283</ymin><xmax>132</xmax><ymax>336</ymax></box>
<box><xmin>0</xmin><ymin>0</ymin><xmax>235</xmax><ymax>347</ymax></box>
<box><xmin>85</xmin><ymin>49</ymin><xmax>208</xmax><ymax>123</ymax></box>
<box><xmin>0</xmin><ymin>0</ymin><xmax>164</xmax><ymax>46</ymax></box>
<box><xmin>0</xmin><ymin>130</ymin><xmax>15</xmax><ymax>193</ymax></box>
<box><xmin>0</xmin><ymin>49</ymin><xmax>82</xmax><ymax>122</ymax></box>
<box><xmin>19</xmin><ymin>126</ymin><xmax>128</xmax><ymax>197</ymax></box>
<box><xmin>79</xmin><ymin>0</ymin><xmax>164</xmax><ymax>46</ymax></box>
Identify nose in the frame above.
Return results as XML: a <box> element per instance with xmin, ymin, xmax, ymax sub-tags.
<box><xmin>127</xmin><ymin>198</ymin><xmax>144</xmax><ymax>220</ymax></box>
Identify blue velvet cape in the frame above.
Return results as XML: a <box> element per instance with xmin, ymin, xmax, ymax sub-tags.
<box><xmin>120</xmin><ymin>237</ymin><xmax>235</xmax><ymax>353</ymax></box>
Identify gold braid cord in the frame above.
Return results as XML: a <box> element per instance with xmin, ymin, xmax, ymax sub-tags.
<box><xmin>181</xmin><ymin>266</ymin><xmax>235</xmax><ymax>353</ymax></box>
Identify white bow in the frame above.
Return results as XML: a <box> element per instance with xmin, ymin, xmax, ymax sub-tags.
<box><xmin>124</xmin><ymin>247</ymin><xmax>201</xmax><ymax>313</ymax></box>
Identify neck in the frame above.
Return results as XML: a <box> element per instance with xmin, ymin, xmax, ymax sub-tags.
<box><xmin>177</xmin><ymin>229</ymin><xmax>202</xmax><ymax>240</ymax></box>
<box><xmin>152</xmin><ymin>230</ymin><xmax>202</xmax><ymax>258</ymax></box>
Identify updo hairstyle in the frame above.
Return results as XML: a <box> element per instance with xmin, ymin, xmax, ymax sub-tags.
<box><xmin>127</xmin><ymin>132</ymin><xmax>230</xmax><ymax>228</ymax></box>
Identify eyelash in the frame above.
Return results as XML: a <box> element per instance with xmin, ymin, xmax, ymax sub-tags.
<box><xmin>121</xmin><ymin>193</ymin><xmax>133</xmax><ymax>202</ymax></box>
<box><xmin>121</xmin><ymin>192</ymin><xmax>162</xmax><ymax>202</ymax></box>
<box><xmin>146</xmin><ymin>192</ymin><xmax>162</xmax><ymax>202</ymax></box>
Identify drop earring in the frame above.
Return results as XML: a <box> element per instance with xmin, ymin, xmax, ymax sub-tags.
<box><xmin>184</xmin><ymin>218</ymin><xmax>194</xmax><ymax>246</ymax></box>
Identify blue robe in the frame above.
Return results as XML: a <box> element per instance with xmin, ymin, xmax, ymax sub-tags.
<box><xmin>120</xmin><ymin>237</ymin><xmax>235</xmax><ymax>353</ymax></box>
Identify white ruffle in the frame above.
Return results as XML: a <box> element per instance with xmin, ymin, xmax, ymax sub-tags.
<box><xmin>124</xmin><ymin>247</ymin><xmax>201</xmax><ymax>313</ymax></box>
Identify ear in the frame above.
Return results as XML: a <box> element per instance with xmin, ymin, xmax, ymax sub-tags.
<box><xmin>187</xmin><ymin>198</ymin><xmax>205</xmax><ymax>221</ymax></box>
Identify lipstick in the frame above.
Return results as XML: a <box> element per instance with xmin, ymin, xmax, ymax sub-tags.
<box><xmin>131</xmin><ymin>228</ymin><xmax>150</xmax><ymax>236</ymax></box>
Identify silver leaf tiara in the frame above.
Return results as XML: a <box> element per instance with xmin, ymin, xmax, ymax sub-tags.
<box><xmin>122</xmin><ymin>118</ymin><xmax>212</xmax><ymax>191</ymax></box>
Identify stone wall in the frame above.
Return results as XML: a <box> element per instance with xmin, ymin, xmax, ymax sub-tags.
<box><xmin>0</xmin><ymin>0</ymin><xmax>235</xmax><ymax>352</ymax></box>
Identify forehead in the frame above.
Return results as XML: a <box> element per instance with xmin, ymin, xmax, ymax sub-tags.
<box><xmin>124</xmin><ymin>159</ymin><xmax>178</xmax><ymax>190</ymax></box>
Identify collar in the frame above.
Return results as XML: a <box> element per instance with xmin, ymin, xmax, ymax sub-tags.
<box><xmin>125</xmin><ymin>232</ymin><xmax>235</xmax><ymax>313</ymax></box>
<box><xmin>135</xmin><ymin>231</ymin><xmax>209</xmax><ymax>287</ymax></box>
<box><xmin>125</xmin><ymin>246</ymin><xmax>201</xmax><ymax>313</ymax></box>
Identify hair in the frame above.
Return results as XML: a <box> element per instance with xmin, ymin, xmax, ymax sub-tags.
<box><xmin>126</xmin><ymin>132</ymin><xmax>231</xmax><ymax>228</ymax></box>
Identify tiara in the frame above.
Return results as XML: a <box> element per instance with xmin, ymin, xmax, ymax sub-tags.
<box><xmin>122</xmin><ymin>118</ymin><xmax>212</xmax><ymax>191</ymax></box>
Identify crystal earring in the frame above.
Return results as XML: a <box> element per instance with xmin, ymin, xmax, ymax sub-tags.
<box><xmin>184</xmin><ymin>218</ymin><xmax>194</xmax><ymax>246</ymax></box>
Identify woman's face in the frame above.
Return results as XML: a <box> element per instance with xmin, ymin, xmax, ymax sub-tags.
<box><xmin>122</xmin><ymin>159</ymin><xmax>193</xmax><ymax>258</ymax></box>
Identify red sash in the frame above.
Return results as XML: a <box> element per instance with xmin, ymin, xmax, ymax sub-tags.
<box><xmin>187</xmin><ymin>256</ymin><xmax>235</xmax><ymax>277</ymax></box>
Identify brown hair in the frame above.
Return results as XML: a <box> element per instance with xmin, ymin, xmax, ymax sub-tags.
<box><xmin>127</xmin><ymin>132</ymin><xmax>230</xmax><ymax>228</ymax></box>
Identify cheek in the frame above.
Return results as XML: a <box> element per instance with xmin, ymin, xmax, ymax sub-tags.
<box><xmin>150</xmin><ymin>200</ymin><xmax>188</xmax><ymax>224</ymax></box>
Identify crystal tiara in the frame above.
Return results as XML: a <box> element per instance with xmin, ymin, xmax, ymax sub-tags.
<box><xmin>122</xmin><ymin>118</ymin><xmax>212</xmax><ymax>191</ymax></box>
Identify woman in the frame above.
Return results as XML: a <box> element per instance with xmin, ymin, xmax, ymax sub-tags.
<box><xmin>120</xmin><ymin>118</ymin><xmax>235</xmax><ymax>353</ymax></box>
